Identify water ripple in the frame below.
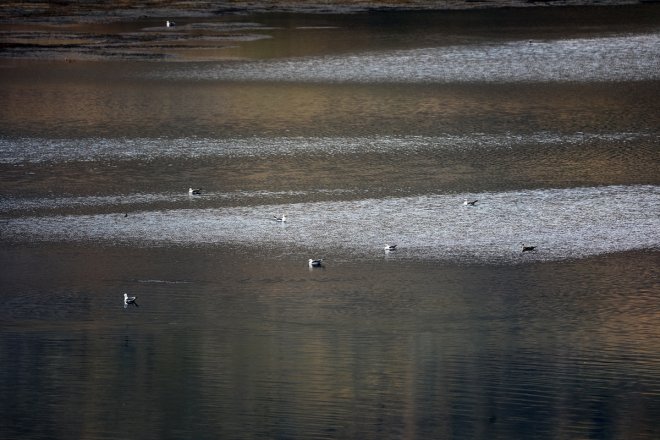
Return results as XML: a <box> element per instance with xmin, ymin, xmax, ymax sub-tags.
<box><xmin>160</xmin><ymin>33</ymin><xmax>660</xmax><ymax>83</ymax></box>
<box><xmin>0</xmin><ymin>132</ymin><xmax>651</xmax><ymax>164</ymax></box>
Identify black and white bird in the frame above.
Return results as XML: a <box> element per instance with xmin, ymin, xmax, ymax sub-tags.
<box><xmin>384</xmin><ymin>244</ymin><xmax>397</xmax><ymax>251</ymax></box>
<box><xmin>166</xmin><ymin>20</ymin><xmax>176</xmax><ymax>27</ymax></box>
<box><xmin>463</xmin><ymin>199</ymin><xmax>478</xmax><ymax>206</ymax></box>
<box><xmin>521</xmin><ymin>244</ymin><xmax>537</xmax><ymax>252</ymax></box>
<box><xmin>189</xmin><ymin>187</ymin><xmax>202</xmax><ymax>195</ymax></box>
<box><xmin>273</xmin><ymin>214</ymin><xmax>287</xmax><ymax>222</ymax></box>
<box><xmin>308</xmin><ymin>258</ymin><xmax>323</xmax><ymax>268</ymax></box>
<box><xmin>123</xmin><ymin>293</ymin><xmax>138</xmax><ymax>307</ymax></box>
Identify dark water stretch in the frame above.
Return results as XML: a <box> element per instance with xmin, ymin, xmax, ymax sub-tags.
<box><xmin>1</xmin><ymin>6</ymin><xmax>660</xmax><ymax>440</ymax></box>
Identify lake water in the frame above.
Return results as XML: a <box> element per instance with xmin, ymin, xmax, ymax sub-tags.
<box><xmin>1</xmin><ymin>6</ymin><xmax>660</xmax><ymax>439</ymax></box>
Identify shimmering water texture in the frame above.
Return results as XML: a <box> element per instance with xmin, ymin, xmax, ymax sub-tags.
<box><xmin>3</xmin><ymin>185</ymin><xmax>658</xmax><ymax>263</ymax></box>
<box><xmin>2</xmin><ymin>6</ymin><xmax>660</xmax><ymax>440</ymax></box>
<box><xmin>163</xmin><ymin>33</ymin><xmax>660</xmax><ymax>83</ymax></box>
<box><xmin>2</xmin><ymin>132</ymin><xmax>653</xmax><ymax>164</ymax></box>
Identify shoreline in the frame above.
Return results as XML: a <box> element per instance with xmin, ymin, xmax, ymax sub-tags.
<box><xmin>0</xmin><ymin>1</ymin><xmax>653</xmax><ymax>23</ymax></box>
<box><xmin>2</xmin><ymin>2</ymin><xmax>659</xmax><ymax>63</ymax></box>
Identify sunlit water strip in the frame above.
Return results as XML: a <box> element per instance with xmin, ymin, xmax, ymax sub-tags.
<box><xmin>3</xmin><ymin>185</ymin><xmax>658</xmax><ymax>264</ymax></box>
<box><xmin>0</xmin><ymin>132</ymin><xmax>651</xmax><ymax>164</ymax></box>
<box><xmin>0</xmin><ymin>189</ymin><xmax>356</xmax><ymax>214</ymax></box>
<box><xmin>158</xmin><ymin>33</ymin><xmax>660</xmax><ymax>83</ymax></box>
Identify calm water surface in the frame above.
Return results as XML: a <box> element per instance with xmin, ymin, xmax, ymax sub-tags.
<box><xmin>1</xmin><ymin>6</ymin><xmax>660</xmax><ymax>440</ymax></box>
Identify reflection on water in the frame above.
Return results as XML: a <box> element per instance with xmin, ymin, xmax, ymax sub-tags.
<box><xmin>161</xmin><ymin>33</ymin><xmax>660</xmax><ymax>83</ymax></box>
<box><xmin>1</xmin><ymin>5</ymin><xmax>660</xmax><ymax>440</ymax></box>
<box><xmin>2</xmin><ymin>68</ymin><xmax>660</xmax><ymax>139</ymax></box>
<box><xmin>1</xmin><ymin>246</ymin><xmax>659</xmax><ymax>439</ymax></box>
<box><xmin>1</xmin><ymin>132</ymin><xmax>655</xmax><ymax>164</ymax></box>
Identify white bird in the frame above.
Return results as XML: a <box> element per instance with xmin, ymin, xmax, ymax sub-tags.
<box><xmin>308</xmin><ymin>258</ymin><xmax>323</xmax><ymax>268</ymax></box>
<box><xmin>463</xmin><ymin>199</ymin><xmax>478</xmax><ymax>206</ymax></box>
<box><xmin>521</xmin><ymin>243</ymin><xmax>537</xmax><ymax>252</ymax></box>
<box><xmin>189</xmin><ymin>187</ymin><xmax>201</xmax><ymax>195</ymax></box>
<box><xmin>384</xmin><ymin>244</ymin><xmax>397</xmax><ymax>251</ymax></box>
<box><xmin>273</xmin><ymin>214</ymin><xmax>287</xmax><ymax>222</ymax></box>
<box><xmin>123</xmin><ymin>293</ymin><xmax>138</xmax><ymax>307</ymax></box>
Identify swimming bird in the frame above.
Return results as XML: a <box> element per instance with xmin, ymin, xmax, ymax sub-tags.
<box><xmin>521</xmin><ymin>244</ymin><xmax>537</xmax><ymax>252</ymax></box>
<box><xmin>166</xmin><ymin>20</ymin><xmax>175</xmax><ymax>27</ymax></box>
<box><xmin>123</xmin><ymin>293</ymin><xmax>138</xmax><ymax>307</ymax></box>
<box><xmin>273</xmin><ymin>214</ymin><xmax>287</xmax><ymax>222</ymax></box>
<box><xmin>308</xmin><ymin>258</ymin><xmax>323</xmax><ymax>268</ymax></box>
<box><xmin>189</xmin><ymin>187</ymin><xmax>202</xmax><ymax>195</ymax></box>
<box><xmin>384</xmin><ymin>244</ymin><xmax>397</xmax><ymax>251</ymax></box>
<box><xmin>463</xmin><ymin>199</ymin><xmax>478</xmax><ymax>206</ymax></box>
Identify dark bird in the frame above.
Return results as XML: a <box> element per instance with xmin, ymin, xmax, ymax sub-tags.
<box><xmin>521</xmin><ymin>244</ymin><xmax>537</xmax><ymax>252</ymax></box>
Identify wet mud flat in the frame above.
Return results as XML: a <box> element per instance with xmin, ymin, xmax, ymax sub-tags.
<box><xmin>1</xmin><ymin>0</ymin><xmax>658</xmax><ymax>61</ymax></box>
<box><xmin>0</xmin><ymin>0</ymin><xmax>650</xmax><ymax>23</ymax></box>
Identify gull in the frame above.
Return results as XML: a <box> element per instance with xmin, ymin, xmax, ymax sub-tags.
<box><xmin>189</xmin><ymin>187</ymin><xmax>202</xmax><ymax>195</ymax></box>
<box><xmin>521</xmin><ymin>244</ymin><xmax>537</xmax><ymax>252</ymax></box>
<box><xmin>384</xmin><ymin>244</ymin><xmax>397</xmax><ymax>251</ymax></box>
<box><xmin>308</xmin><ymin>258</ymin><xmax>323</xmax><ymax>268</ymax></box>
<box><xmin>463</xmin><ymin>199</ymin><xmax>478</xmax><ymax>206</ymax></box>
<box><xmin>273</xmin><ymin>214</ymin><xmax>287</xmax><ymax>222</ymax></box>
<box><xmin>123</xmin><ymin>293</ymin><xmax>138</xmax><ymax>307</ymax></box>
